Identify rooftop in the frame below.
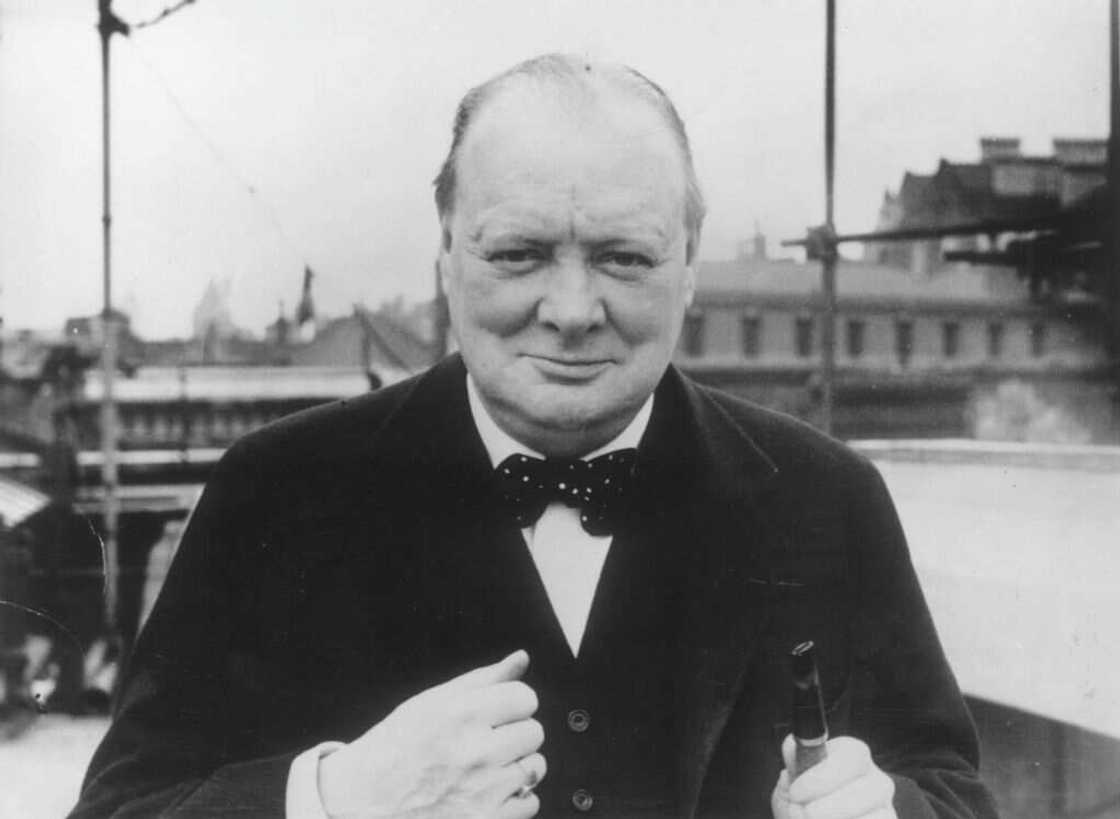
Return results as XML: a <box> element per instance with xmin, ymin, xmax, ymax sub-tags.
<box><xmin>696</xmin><ymin>258</ymin><xmax>1024</xmax><ymax>303</ymax></box>
<box><xmin>80</xmin><ymin>365</ymin><xmax>400</xmax><ymax>403</ymax></box>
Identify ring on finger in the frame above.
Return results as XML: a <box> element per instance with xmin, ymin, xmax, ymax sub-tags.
<box><xmin>515</xmin><ymin>758</ymin><xmax>538</xmax><ymax>798</ymax></box>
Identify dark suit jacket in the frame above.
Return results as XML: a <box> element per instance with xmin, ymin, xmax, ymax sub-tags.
<box><xmin>73</xmin><ymin>356</ymin><xmax>997</xmax><ymax>818</ymax></box>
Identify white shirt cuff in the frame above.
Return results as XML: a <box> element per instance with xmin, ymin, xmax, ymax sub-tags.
<box><xmin>285</xmin><ymin>741</ymin><xmax>346</xmax><ymax>819</ymax></box>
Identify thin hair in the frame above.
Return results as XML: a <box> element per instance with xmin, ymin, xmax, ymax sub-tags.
<box><xmin>433</xmin><ymin>54</ymin><xmax>706</xmax><ymax>261</ymax></box>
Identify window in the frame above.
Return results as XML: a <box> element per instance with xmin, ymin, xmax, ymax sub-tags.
<box><xmin>987</xmin><ymin>322</ymin><xmax>1004</xmax><ymax>358</ymax></box>
<box><xmin>128</xmin><ymin>411</ymin><xmax>149</xmax><ymax>441</ymax></box>
<box><xmin>895</xmin><ymin>320</ymin><xmax>914</xmax><ymax>367</ymax></box>
<box><xmin>740</xmin><ymin>315</ymin><xmax>762</xmax><ymax>358</ymax></box>
<box><xmin>942</xmin><ymin>322</ymin><xmax>960</xmax><ymax>358</ymax></box>
<box><xmin>846</xmin><ymin>320</ymin><xmax>865</xmax><ymax>359</ymax></box>
<box><xmin>683</xmin><ymin>311</ymin><xmax>705</xmax><ymax>357</ymax></box>
<box><xmin>795</xmin><ymin>316</ymin><xmax>814</xmax><ymax>358</ymax></box>
<box><xmin>1030</xmin><ymin>322</ymin><xmax>1046</xmax><ymax>357</ymax></box>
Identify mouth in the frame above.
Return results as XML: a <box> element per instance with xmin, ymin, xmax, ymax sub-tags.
<box><xmin>526</xmin><ymin>355</ymin><xmax>613</xmax><ymax>382</ymax></box>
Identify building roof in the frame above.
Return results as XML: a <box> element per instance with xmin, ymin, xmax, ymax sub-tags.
<box><xmin>944</xmin><ymin>161</ymin><xmax>991</xmax><ymax>196</ymax></box>
<box><xmin>0</xmin><ymin>333</ymin><xmax>54</xmax><ymax>380</ymax></box>
<box><xmin>857</xmin><ymin>440</ymin><xmax>1120</xmax><ymax>738</ymax></box>
<box><xmin>897</xmin><ymin>172</ymin><xmax>933</xmax><ymax>212</ymax></box>
<box><xmin>353</xmin><ymin>307</ymin><xmax>436</xmax><ymax>372</ymax></box>
<box><xmin>892</xmin><ymin>161</ymin><xmax>1061</xmax><ymax>228</ymax></box>
<box><xmin>881</xmin><ymin>132</ymin><xmax>1110</xmax><ymax>236</ymax></box>
<box><xmin>983</xmin><ymin>192</ymin><xmax>1059</xmax><ymax>223</ymax></box>
<box><xmin>696</xmin><ymin>258</ymin><xmax>1024</xmax><ymax>304</ymax></box>
<box><xmin>81</xmin><ymin>365</ymin><xmax>389</xmax><ymax>403</ymax></box>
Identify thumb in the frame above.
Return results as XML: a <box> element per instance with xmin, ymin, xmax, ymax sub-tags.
<box><xmin>780</xmin><ymin>733</ymin><xmax>797</xmax><ymax>773</ymax></box>
<box><xmin>441</xmin><ymin>650</ymin><xmax>529</xmax><ymax>692</ymax></box>
<box><xmin>770</xmin><ymin>769</ymin><xmax>794</xmax><ymax>819</ymax></box>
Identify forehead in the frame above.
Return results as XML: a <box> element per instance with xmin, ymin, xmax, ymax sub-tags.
<box><xmin>453</xmin><ymin>81</ymin><xmax>688</xmax><ymax>235</ymax></box>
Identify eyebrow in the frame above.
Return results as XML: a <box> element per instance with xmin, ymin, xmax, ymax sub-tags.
<box><xmin>469</xmin><ymin>215</ymin><xmax>673</xmax><ymax>248</ymax></box>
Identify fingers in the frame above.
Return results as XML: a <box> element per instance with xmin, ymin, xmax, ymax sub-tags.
<box><xmin>770</xmin><ymin>769</ymin><xmax>792</xmax><ymax>819</ymax></box>
<box><xmin>788</xmin><ymin>736</ymin><xmax>872</xmax><ymax>803</ymax></box>
<box><xmin>775</xmin><ymin>736</ymin><xmax>897</xmax><ymax>819</ymax></box>
<box><xmin>496</xmin><ymin>754</ymin><xmax>547</xmax><ymax>819</ymax></box>
<box><xmin>498</xmin><ymin>790</ymin><xmax>540</xmax><ymax>819</ymax></box>
<box><xmin>474</xmin><ymin>680</ymin><xmax>539</xmax><ymax>727</ymax></box>
<box><xmin>801</xmin><ymin>769</ymin><xmax>895</xmax><ymax>819</ymax></box>
<box><xmin>487</xmin><ymin>719</ymin><xmax>545</xmax><ymax>765</ymax></box>
<box><xmin>441</xmin><ymin>650</ymin><xmax>530</xmax><ymax>692</ymax></box>
<box><xmin>505</xmin><ymin>751</ymin><xmax>546</xmax><ymax>791</ymax></box>
<box><xmin>781</xmin><ymin>733</ymin><xmax>798</xmax><ymax>772</ymax></box>
<box><xmin>398</xmin><ymin>660</ymin><xmax>536</xmax><ymax>731</ymax></box>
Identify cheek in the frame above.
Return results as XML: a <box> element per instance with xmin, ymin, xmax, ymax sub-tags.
<box><xmin>606</xmin><ymin>281</ymin><xmax>687</xmax><ymax>346</ymax></box>
<box><xmin>453</xmin><ymin>269</ymin><xmax>536</xmax><ymax>338</ymax></box>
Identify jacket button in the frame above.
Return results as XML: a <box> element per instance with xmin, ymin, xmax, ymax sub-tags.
<box><xmin>567</xmin><ymin>708</ymin><xmax>590</xmax><ymax>733</ymax></box>
<box><xmin>571</xmin><ymin>789</ymin><xmax>594</xmax><ymax>812</ymax></box>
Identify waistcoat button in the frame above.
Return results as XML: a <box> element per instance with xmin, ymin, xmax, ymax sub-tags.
<box><xmin>571</xmin><ymin>789</ymin><xmax>594</xmax><ymax>812</ymax></box>
<box><xmin>567</xmin><ymin>708</ymin><xmax>590</xmax><ymax>733</ymax></box>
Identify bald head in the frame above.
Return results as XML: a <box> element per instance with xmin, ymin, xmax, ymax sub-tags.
<box><xmin>433</xmin><ymin>54</ymin><xmax>705</xmax><ymax>262</ymax></box>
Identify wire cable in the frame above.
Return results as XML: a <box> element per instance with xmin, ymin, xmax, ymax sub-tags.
<box><xmin>121</xmin><ymin>36</ymin><xmax>317</xmax><ymax>277</ymax></box>
<box><xmin>132</xmin><ymin>0</ymin><xmax>197</xmax><ymax>31</ymax></box>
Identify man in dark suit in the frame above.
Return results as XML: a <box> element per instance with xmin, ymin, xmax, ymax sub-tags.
<box><xmin>73</xmin><ymin>55</ymin><xmax>997</xmax><ymax>818</ymax></box>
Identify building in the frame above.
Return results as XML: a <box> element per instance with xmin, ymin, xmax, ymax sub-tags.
<box><xmin>673</xmin><ymin>135</ymin><xmax>1115</xmax><ymax>442</ymax></box>
<box><xmin>62</xmin><ymin>309</ymin><xmax>145</xmax><ymax>374</ymax></box>
<box><xmin>675</xmin><ymin>248</ymin><xmax>1114</xmax><ymax>441</ymax></box>
<box><xmin>290</xmin><ymin>304</ymin><xmax>437</xmax><ymax>378</ymax></box>
<box><xmin>870</xmin><ymin>136</ymin><xmax>1107</xmax><ymax>279</ymax></box>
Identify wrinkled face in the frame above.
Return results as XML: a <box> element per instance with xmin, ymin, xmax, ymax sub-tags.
<box><xmin>440</xmin><ymin>82</ymin><xmax>697</xmax><ymax>456</ymax></box>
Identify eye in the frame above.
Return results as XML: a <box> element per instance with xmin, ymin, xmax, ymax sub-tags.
<box><xmin>598</xmin><ymin>251</ymin><xmax>654</xmax><ymax>272</ymax></box>
<box><xmin>487</xmin><ymin>247</ymin><xmax>546</xmax><ymax>272</ymax></box>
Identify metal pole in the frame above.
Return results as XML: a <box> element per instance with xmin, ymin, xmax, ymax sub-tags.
<box><xmin>97</xmin><ymin>1</ymin><xmax>127</xmax><ymax>634</ymax></box>
<box><xmin>820</xmin><ymin>0</ymin><xmax>838</xmax><ymax>435</ymax></box>
<box><xmin>1109</xmin><ymin>0</ymin><xmax>1120</xmax><ymax>366</ymax></box>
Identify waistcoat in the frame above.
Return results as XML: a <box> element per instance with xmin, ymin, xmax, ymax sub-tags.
<box><xmin>497</xmin><ymin>510</ymin><xmax>686</xmax><ymax>819</ymax></box>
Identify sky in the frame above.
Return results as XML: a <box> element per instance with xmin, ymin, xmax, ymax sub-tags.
<box><xmin>0</xmin><ymin>0</ymin><xmax>1111</xmax><ymax>339</ymax></box>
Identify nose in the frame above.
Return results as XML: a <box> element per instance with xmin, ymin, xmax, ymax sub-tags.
<box><xmin>537</xmin><ymin>255</ymin><xmax>605</xmax><ymax>339</ymax></box>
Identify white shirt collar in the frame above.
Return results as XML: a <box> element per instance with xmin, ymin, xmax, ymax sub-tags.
<box><xmin>466</xmin><ymin>374</ymin><xmax>654</xmax><ymax>468</ymax></box>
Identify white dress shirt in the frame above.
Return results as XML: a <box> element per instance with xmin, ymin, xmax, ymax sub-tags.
<box><xmin>466</xmin><ymin>375</ymin><xmax>653</xmax><ymax>657</ymax></box>
<box><xmin>285</xmin><ymin>377</ymin><xmax>654</xmax><ymax>817</ymax></box>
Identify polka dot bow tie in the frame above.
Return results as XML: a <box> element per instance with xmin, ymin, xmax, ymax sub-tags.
<box><xmin>495</xmin><ymin>449</ymin><xmax>639</xmax><ymax>536</ymax></box>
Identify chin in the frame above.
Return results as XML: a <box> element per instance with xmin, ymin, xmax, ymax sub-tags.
<box><xmin>526</xmin><ymin>398</ymin><xmax>602</xmax><ymax>432</ymax></box>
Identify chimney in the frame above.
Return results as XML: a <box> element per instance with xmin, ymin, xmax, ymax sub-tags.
<box><xmin>1052</xmin><ymin>138</ymin><xmax>1107</xmax><ymax>166</ymax></box>
<box><xmin>737</xmin><ymin>223</ymin><xmax>768</xmax><ymax>261</ymax></box>
<box><xmin>980</xmin><ymin>137</ymin><xmax>1021</xmax><ymax>163</ymax></box>
<box><xmin>752</xmin><ymin>230</ymin><xmax>770</xmax><ymax>259</ymax></box>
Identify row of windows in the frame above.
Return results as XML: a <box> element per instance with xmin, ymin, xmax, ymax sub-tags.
<box><xmin>116</xmin><ymin>408</ymin><xmax>282</xmax><ymax>445</ymax></box>
<box><xmin>681</xmin><ymin>314</ymin><xmax>1048</xmax><ymax>363</ymax></box>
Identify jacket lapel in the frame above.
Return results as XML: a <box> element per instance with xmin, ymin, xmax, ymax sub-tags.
<box><xmin>363</xmin><ymin>356</ymin><xmax>572</xmax><ymax>671</ymax></box>
<box><xmin>637</xmin><ymin>369</ymin><xmax>783</xmax><ymax>817</ymax></box>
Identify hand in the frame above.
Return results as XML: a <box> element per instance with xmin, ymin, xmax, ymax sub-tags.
<box><xmin>318</xmin><ymin>650</ymin><xmax>545</xmax><ymax>819</ymax></box>
<box><xmin>771</xmin><ymin>735</ymin><xmax>896</xmax><ymax>819</ymax></box>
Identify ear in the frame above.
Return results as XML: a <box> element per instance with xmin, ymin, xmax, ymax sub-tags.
<box><xmin>437</xmin><ymin>250</ymin><xmax>453</xmax><ymax>295</ymax></box>
<box><xmin>437</xmin><ymin>222</ymin><xmax>455</xmax><ymax>293</ymax></box>
<box><xmin>682</xmin><ymin>259</ymin><xmax>698</xmax><ymax>308</ymax></box>
<box><xmin>440</xmin><ymin>219</ymin><xmax>453</xmax><ymax>253</ymax></box>
<box><xmin>683</xmin><ymin>230</ymin><xmax>701</xmax><ymax>307</ymax></box>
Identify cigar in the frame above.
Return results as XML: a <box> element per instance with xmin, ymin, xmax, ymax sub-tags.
<box><xmin>789</xmin><ymin>640</ymin><xmax>829</xmax><ymax>778</ymax></box>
